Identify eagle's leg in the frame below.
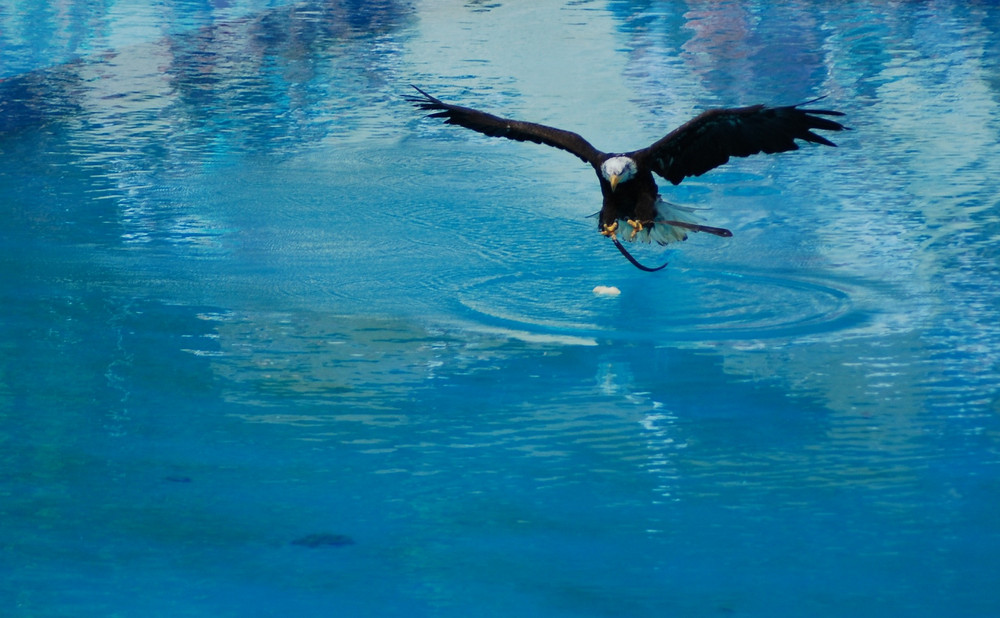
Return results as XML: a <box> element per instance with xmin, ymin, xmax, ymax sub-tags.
<box><xmin>626</xmin><ymin>219</ymin><xmax>644</xmax><ymax>241</ymax></box>
<box><xmin>600</xmin><ymin>221</ymin><xmax>619</xmax><ymax>239</ymax></box>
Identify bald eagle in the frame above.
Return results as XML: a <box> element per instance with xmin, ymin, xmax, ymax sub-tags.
<box><xmin>407</xmin><ymin>86</ymin><xmax>846</xmax><ymax>271</ymax></box>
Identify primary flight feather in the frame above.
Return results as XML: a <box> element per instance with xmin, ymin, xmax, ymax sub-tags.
<box><xmin>407</xmin><ymin>86</ymin><xmax>846</xmax><ymax>271</ymax></box>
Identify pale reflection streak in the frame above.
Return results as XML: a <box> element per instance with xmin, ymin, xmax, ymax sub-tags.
<box><xmin>199</xmin><ymin>310</ymin><xmax>673</xmax><ymax>487</ymax></box>
<box><xmin>597</xmin><ymin>361</ymin><xmax>684</xmax><ymax>501</ymax></box>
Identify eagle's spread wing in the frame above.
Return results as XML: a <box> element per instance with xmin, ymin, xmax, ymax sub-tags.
<box><xmin>635</xmin><ymin>100</ymin><xmax>847</xmax><ymax>185</ymax></box>
<box><xmin>407</xmin><ymin>86</ymin><xmax>604</xmax><ymax>166</ymax></box>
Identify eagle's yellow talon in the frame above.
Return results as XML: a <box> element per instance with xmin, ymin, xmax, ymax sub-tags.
<box><xmin>601</xmin><ymin>221</ymin><xmax>619</xmax><ymax>239</ymax></box>
<box><xmin>626</xmin><ymin>219</ymin><xmax>644</xmax><ymax>241</ymax></box>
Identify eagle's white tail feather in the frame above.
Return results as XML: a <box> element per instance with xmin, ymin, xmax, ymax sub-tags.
<box><xmin>619</xmin><ymin>198</ymin><xmax>706</xmax><ymax>245</ymax></box>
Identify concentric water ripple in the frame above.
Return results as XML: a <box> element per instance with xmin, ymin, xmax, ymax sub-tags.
<box><xmin>454</xmin><ymin>267</ymin><xmax>874</xmax><ymax>345</ymax></box>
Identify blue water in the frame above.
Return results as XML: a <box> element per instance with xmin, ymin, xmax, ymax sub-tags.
<box><xmin>3</xmin><ymin>1</ymin><xmax>1000</xmax><ymax>616</ymax></box>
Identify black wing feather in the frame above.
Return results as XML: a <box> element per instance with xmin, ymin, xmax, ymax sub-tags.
<box><xmin>635</xmin><ymin>100</ymin><xmax>847</xmax><ymax>185</ymax></box>
<box><xmin>406</xmin><ymin>86</ymin><xmax>604</xmax><ymax>166</ymax></box>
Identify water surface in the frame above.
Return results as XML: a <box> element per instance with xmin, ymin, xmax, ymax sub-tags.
<box><xmin>3</xmin><ymin>1</ymin><xmax>1000</xmax><ymax>616</ymax></box>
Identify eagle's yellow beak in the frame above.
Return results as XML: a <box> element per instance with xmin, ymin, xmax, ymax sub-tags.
<box><xmin>609</xmin><ymin>174</ymin><xmax>620</xmax><ymax>191</ymax></box>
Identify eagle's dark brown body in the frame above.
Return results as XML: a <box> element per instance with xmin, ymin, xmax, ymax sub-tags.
<box><xmin>597</xmin><ymin>162</ymin><xmax>657</xmax><ymax>231</ymax></box>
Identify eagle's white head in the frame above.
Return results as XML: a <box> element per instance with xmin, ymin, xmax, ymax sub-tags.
<box><xmin>600</xmin><ymin>156</ymin><xmax>637</xmax><ymax>191</ymax></box>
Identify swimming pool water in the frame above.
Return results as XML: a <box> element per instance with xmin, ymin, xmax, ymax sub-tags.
<box><xmin>3</xmin><ymin>1</ymin><xmax>1000</xmax><ymax>616</ymax></box>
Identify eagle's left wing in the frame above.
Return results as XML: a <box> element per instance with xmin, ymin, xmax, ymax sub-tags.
<box><xmin>634</xmin><ymin>100</ymin><xmax>847</xmax><ymax>186</ymax></box>
<box><xmin>407</xmin><ymin>86</ymin><xmax>605</xmax><ymax>167</ymax></box>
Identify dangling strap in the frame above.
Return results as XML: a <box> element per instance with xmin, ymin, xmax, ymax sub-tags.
<box><xmin>611</xmin><ymin>237</ymin><xmax>669</xmax><ymax>272</ymax></box>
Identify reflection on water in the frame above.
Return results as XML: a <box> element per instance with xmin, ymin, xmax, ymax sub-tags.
<box><xmin>2</xmin><ymin>0</ymin><xmax>413</xmax><ymax>254</ymax></box>
<box><xmin>3</xmin><ymin>1</ymin><xmax>1000</xmax><ymax>616</ymax></box>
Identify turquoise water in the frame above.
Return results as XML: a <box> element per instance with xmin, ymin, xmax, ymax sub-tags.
<box><xmin>3</xmin><ymin>1</ymin><xmax>1000</xmax><ymax>616</ymax></box>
